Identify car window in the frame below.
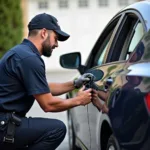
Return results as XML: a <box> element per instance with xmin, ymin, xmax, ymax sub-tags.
<box><xmin>96</xmin><ymin>31</ymin><xmax>113</xmax><ymax>66</ymax></box>
<box><xmin>97</xmin><ymin>43</ymin><xmax>108</xmax><ymax>65</ymax></box>
<box><xmin>125</xmin><ymin>22</ymin><xmax>144</xmax><ymax>60</ymax></box>
<box><xmin>107</xmin><ymin>13</ymin><xmax>145</xmax><ymax>63</ymax></box>
<box><xmin>90</xmin><ymin>16</ymin><xmax>121</xmax><ymax>68</ymax></box>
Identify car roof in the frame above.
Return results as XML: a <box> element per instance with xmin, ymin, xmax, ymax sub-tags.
<box><xmin>120</xmin><ymin>1</ymin><xmax>150</xmax><ymax>30</ymax></box>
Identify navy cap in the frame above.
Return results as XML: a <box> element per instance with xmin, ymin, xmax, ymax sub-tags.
<box><xmin>28</xmin><ymin>13</ymin><xmax>70</xmax><ymax>41</ymax></box>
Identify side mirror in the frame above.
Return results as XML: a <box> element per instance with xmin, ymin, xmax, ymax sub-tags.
<box><xmin>60</xmin><ymin>52</ymin><xmax>81</xmax><ymax>69</ymax></box>
<box><xmin>60</xmin><ymin>52</ymin><xmax>87</xmax><ymax>74</ymax></box>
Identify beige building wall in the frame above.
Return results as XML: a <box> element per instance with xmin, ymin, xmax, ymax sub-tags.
<box><xmin>21</xmin><ymin>0</ymin><xmax>29</xmax><ymax>38</ymax></box>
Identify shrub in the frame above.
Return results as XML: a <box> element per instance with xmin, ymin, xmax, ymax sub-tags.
<box><xmin>0</xmin><ymin>0</ymin><xmax>23</xmax><ymax>58</ymax></box>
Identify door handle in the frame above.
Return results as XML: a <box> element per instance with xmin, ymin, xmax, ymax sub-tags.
<box><xmin>104</xmin><ymin>77</ymin><xmax>113</xmax><ymax>91</ymax></box>
<box><xmin>105</xmin><ymin>77</ymin><xmax>113</xmax><ymax>85</ymax></box>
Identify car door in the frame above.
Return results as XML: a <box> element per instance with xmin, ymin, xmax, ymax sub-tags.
<box><xmin>83</xmin><ymin>14</ymin><xmax>124</xmax><ymax>150</ymax></box>
<box><xmin>69</xmin><ymin>14</ymin><xmax>123</xmax><ymax>149</ymax></box>
<box><xmin>87</xmin><ymin>10</ymin><xmax>146</xmax><ymax>150</ymax></box>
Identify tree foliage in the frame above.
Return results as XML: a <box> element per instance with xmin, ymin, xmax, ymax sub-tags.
<box><xmin>0</xmin><ymin>0</ymin><xmax>23</xmax><ymax>58</ymax></box>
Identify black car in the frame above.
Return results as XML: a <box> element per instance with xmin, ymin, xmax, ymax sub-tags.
<box><xmin>60</xmin><ymin>1</ymin><xmax>150</xmax><ymax>150</ymax></box>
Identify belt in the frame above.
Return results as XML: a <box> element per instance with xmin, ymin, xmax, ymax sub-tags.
<box><xmin>0</xmin><ymin>111</ymin><xmax>25</xmax><ymax>117</ymax></box>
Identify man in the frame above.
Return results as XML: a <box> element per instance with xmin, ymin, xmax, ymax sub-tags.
<box><xmin>0</xmin><ymin>13</ymin><xmax>92</xmax><ymax>150</ymax></box>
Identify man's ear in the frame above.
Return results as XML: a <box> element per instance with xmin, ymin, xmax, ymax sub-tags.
<box><xmin>41</xmin><ymin>28</ymin><xmax>48</xmax><ymax>40</ymax></box>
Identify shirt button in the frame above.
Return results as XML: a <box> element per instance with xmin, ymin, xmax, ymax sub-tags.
<box><xmin>1</xmin><ymin>121</ymin><xmax>5</xmax><ymax>125</ymax></box>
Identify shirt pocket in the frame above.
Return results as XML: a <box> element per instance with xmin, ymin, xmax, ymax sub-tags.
<box><xmin>0</xmin><ymin>113</ymin><xmax>9</xmax><ymax>143</ymax></box>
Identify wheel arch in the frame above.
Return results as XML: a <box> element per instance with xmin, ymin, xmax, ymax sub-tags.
<box><xmin>97</xmin><ymin>113</ymin><xmax>112</xmax><ymax>150</ymax></box>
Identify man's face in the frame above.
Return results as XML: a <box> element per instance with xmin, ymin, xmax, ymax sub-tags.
<box><xmin>42</xmin><ymin>31</ymin><xmax>58</xmax><ymax>57</ymax></box>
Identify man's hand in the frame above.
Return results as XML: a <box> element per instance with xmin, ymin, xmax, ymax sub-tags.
<box><xmin>74</xmin><ymin>73</ymin><xmax>94</xmax><ymax>89</ymax></box>
<box><xmin>76</xmin><ymin>87</ymin><xmax>92</xmax><ymax>106</ymax></box>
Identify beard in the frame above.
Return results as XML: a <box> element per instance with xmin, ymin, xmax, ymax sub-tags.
<box><xmin>42</xmin><ymin>35</ymin><xmax>54</xmax><ymax>57</ymax></box>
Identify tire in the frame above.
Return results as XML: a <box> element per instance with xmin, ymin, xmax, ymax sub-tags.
<box><xmin>106</xmin><ymin>135</ymin><xmax>120</xmax><ymax>150</ymax></box>
<box><xmin>68</xmin><ymin>112</ymin><xmax>80</xmax><ymax>150</ymax></box>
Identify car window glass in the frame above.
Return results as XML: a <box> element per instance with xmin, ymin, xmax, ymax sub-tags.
<box><xmin>97</xmin><ymin>43</ymin><xmax>109</xmax><ymax>65</ymax></box>
<box><xmin>107</xmin><ymin>13</ymin><xmax>145</xmax><ymax>63</ymax></box>
<box><xmin>97</xmin><ymin>31</ymin><xmax>113</xmax><ymax>66</ymax></box>
<box><xmin>125</xmin><ymin>22</ymin><xmax>144</xmax><ymax>60</ymax></box>
<box><xmin>90</xmin><ymin>17</ymin><xmax>121</xmax><ymax>68</ymax></box>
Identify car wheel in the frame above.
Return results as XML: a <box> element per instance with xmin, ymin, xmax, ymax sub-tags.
<box><xmin>106</xmin><ymin>135</ymin><xmax>120</xmax><ymax>150</ymax></box>
<box><xmin>68</xmin><ymin>111</ymin><xmax>80</xmax><ymax>150</ymax></box>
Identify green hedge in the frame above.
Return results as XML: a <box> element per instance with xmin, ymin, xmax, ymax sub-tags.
<box><xmin>0</xmin><ymin>0</ymin><xmax>23</xmax><ymax>58</ymax></box>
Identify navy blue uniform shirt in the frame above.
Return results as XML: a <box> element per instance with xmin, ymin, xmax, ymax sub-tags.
<box><xmin>0</xmin><ymin>39</ymin><xmax>50</xmax><ymax>116</ymax></box>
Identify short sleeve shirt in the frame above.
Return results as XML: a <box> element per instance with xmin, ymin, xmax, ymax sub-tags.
<box><xmin>0</xmin><ymin>39</ymin><xmax>50</xmax><ymax>116</ymax></box>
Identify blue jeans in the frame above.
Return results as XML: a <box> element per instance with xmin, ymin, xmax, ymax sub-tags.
<box><xmin>0</xmin><ymin>116</ymin><xmax>66</xmax><ymax>150</ymax></box>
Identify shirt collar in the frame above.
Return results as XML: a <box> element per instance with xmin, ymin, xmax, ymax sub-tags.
<box><xmin>21</xmin><ymin>39</ymin><xmax>41</xmax><ymax>56</ymax></box>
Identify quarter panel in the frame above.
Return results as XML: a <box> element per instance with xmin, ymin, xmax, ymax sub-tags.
<box><xmin>108</xmin><ymin>30</ymin><xmax>150</xmax><ymax>149</ymax></box>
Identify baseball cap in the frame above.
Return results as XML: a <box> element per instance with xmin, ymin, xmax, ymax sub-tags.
<box><xmin>28</xmin><ymin>13</ymin><xmax>70</xmax><ymax>41</ymax></box>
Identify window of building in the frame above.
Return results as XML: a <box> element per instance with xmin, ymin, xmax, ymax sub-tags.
<box><xmin>38</xmin><ymin>0</ymin><xmax>49</xmax><ymax>9</ymax></box>
<box><xmin>118</xmin><ymin>0</ymin><xmax>129</xmax><ymax>6</ymax></box>
<box><xmin>99</xmin><ymin>0</ymin><xmax>108</xmax><ymax>7</ymax></box>
<box><xmin>59</xmin><ymin>0</ymin><xmax>68</xmax><ymax>8</ymax></box>
<box><xmin>78</xmin><ymin>0</ymin><xmax>88</xmax><ymax>8</ymax></box>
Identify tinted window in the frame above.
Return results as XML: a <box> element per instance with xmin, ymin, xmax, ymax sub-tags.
<box><xmin>96</xmin><ymin>31</ymin><xmax>113</xmax><ymax>66</ymax></box>
<box><xmin>125</xmin><ymin>22</ymin><xmax>144</xmax><ymax>60</ymax></box>
<box><xmin>107</xmin><ymin>13</ymin><xmax>145</xmax><ymax>62</ymax></box>
<box><xmin>90</xmin><ymin>16</ymin><xmax>121</xmax><ymax>67</ymax></box>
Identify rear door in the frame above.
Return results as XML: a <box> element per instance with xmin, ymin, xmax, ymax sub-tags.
<box><xmin>109</xmin><ymin>13</ymin><xmax>150</xmax><ymax>149</ymax></box>
<box><xmin>87</xmin><ymin>10</ymin><xmax>146</xmax><ymax>150</ymax></box>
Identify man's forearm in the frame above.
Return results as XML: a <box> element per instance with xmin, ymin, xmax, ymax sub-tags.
<box><xmin>45</xmin><ymin>96</ymin><xmax>81</xmax><ymax>112</ymax></box>
<box><xmin>48</xmin><ymin>81</ymin><xmax>75</xmax><ymax>96</ymax></box>
<box><xmin>34</xmin><ymin>89</ymin><xmax>92</xmax><ymax>113</ymax></box>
